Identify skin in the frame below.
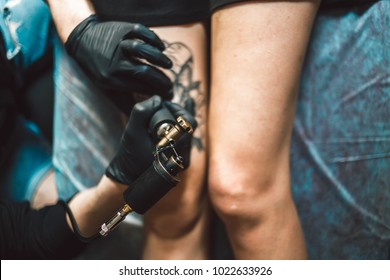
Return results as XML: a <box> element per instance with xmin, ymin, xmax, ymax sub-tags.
<box><xmin>45</xmin><ymin>0</ymin><xmax>95</xmax><ymax>42</ymax></box>
<box><xmin>33</xmin><ymin>172</ymin><xmax>128</xmax><ymax>237</ymax></box>
<box><xmin>208</xmin><ymin>0</ymin><xmax>321</xmax><ymax>259</ymax></box>
<box><xmin>31</xmin><ymin>164</ymin><xmax>128</xmax><ymax>237</ymax></box>
<box><xmin>65</xmin><ymin>175</ymin><xmax>128</xmax><ymax>237</ymax></box>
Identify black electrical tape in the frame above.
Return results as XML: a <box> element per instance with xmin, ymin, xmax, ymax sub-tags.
<box><xmin>124</xmin><ymin>162</ymin><xmax>177</xmax><ymax>214</ymax></box>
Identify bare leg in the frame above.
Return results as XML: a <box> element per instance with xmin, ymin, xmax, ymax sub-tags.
<box><xmin>208</xmin><ymin>1</ymin><xmax>320</xmax><ymax>259</ymax></box>
<box><xmin>31</xmin><ymin>170</ymin><xmax>57</xmax><ymax>209</ymax></box>
<box><xmin>142</xmin><ymin>23</ymin><xmax>209</xmax><ymax>259</ymax></box>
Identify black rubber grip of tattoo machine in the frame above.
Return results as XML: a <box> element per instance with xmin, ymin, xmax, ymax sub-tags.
<box><xmin>148</xmin><ymin>104</ymin><xmax>177</xmax><ymax>141</ymax></box>
<box><xmin>123</xmin><ymin>162</ymin><xmax>177</xmax><ymax>214</ymax></box>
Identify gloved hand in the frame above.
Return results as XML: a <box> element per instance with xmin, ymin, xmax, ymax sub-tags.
<box><xmin>105</xmin><ymin>95</ymin><xmax>162</xmax><ymax>185</ymax></box>
<box><xmin>65</xmin><ymin>15</ymin><xmax>173</xmax><ymax>112</ymax></box>
<box><xmin>105</xmin><ymin>96</ymin><xmax>197</xmax><ymax>186</ymax></box>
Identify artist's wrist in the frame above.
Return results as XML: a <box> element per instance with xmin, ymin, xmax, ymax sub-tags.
<box><xmin>96</xmin><ymin>175</ymin><xmax>128</xmax><ymax>204</ymax></box>
<box><xmin>45</xmin><ymin>0</ymin><xmax>95</xmax><ymax>42</ymax></box>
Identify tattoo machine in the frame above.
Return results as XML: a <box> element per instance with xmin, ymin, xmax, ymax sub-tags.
<box><xmin>99</xmin><ymin>106</ymin><xmax>194</xmax><ymax>237</ymax></box>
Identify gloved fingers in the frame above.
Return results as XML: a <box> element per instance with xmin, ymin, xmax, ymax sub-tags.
<box><xmin>122</xmin><ymin>63</ymin><xmax>173</xmax><ymax>99</ymax></box>
<box><xmin>104</xmin><ymin>68</ymin><xmax>170</xmax><ymax>100</ymax></box>
<box><xmin>184</xmin><ymin>98</ymin><xmax>196</xmax><ymax>117</ymax></box>
<box><xmin>123</xmin><ymin>23</ymin><xmax>166</xmax><ymax>51</ymax></box>
<box><xmin>129</xmin><ymin>95</ymin><xmax>163</xmax><ymax>129</ymax></box>
<box><xmin>121</xmin><ymin>40</ymin><xmax>172</xmax><ymax>69</ymax></box>
<box><xmin>164</xmin><ymin>101</ymin><xmax>198</xmax><ymax>131</ymax></box>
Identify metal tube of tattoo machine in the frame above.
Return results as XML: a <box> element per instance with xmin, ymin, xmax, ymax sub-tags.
<box><xmin>99</xmin><ymin>204</ymin><xmax>132</xmax><ymax>237</ymax></box>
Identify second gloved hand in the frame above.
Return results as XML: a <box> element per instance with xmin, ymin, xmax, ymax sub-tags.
<box><xmin>65</xmin><ymin>15</ymin><xmax>173</xmax><ymax>109</ymax></box>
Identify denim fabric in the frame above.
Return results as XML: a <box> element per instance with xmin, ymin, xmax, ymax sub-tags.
<box><xmin>0</xmin><ymin>0</ymin><xmax>53</xmax><ymax>201</ymax></box>
<box><xmin>0</xmin><ymin>0</ymin><xmax>52</xmax><ymax>71</ymax></box>
<box><xmin>52</xmin><ymin>40</ymin><xmax>125</xmax><ymax>200</ymax></box>
<box><xmin>291</xmin><ymin>1</ymin><xmax>390</xmax><ymax>259</ymax></box>
<box><xmin>0</xmin><ymin>117</ymin><xmax>52</xmax><ymax>201</ymax></box>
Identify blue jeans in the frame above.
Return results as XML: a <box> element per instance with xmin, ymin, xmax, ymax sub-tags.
<box><xmin>0</xmin><ymin>0</ymin><xmax>118</xmax><ymax>201</ymax></box>
<box><xmin>291</xmin><ymin>1</ymin><xmax>390</xmax><ymax>259</ymax></box>
<box><xmin>52</xmin><ymin>40</ymin><xmax>125</xmax><ymax>200</ymax></box>
<box><xmin>0</xmin><ymin>117</ymin><xmax>52</xmax><ymax>201</ymax></box>
<box><xmin>0</xmin><ymin>0</ymin><xmax>52</xmax><ymax>71</ymax></box>
<box><xmin>0</xmin><ymin>0</ymin><xmax>53</xmax><ymax>201</ymax></box>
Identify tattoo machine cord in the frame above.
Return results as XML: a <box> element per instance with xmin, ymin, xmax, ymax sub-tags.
<box><xmin>59</xmin><ymin>200</ymin><xmax>101</xmax><ymax>242</ymax></box>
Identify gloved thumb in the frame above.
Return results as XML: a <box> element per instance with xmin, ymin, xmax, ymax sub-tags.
<box><xmin>130</xmin><ymin>95</ymin><xmax>163</xmax><ymax>130</ymax></box>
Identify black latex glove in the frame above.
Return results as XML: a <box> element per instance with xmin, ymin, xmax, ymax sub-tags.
<box><xmin>105</xmin><ymin>96</ymin><xmax>197</xmax><ymax>186</ymax></box>
<box><xmin>65</xmin><ymin>15</ymin><xmax>173</xmax><ymax>112</ymax></box>
<box><xmin>105</xmin><ymin>95</ymin><xmax>163</xmax><ymax>185</ymax></box>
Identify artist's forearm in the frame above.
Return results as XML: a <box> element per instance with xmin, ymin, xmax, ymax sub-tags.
<box><xmin>66</xmin><ymin>176</ymin><xmax>128</xmax><ymax>237</ymax></box>
<box><xmin>46</xmin><ymin>0</ymin><xmax>95</xmax><ymax>42</ymax></box>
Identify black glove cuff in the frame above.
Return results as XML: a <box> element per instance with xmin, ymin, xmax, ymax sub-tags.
<box><xmin>65</xmin><ymin>14</ymin><xmax>98</xmax><ymax>55</ymax></box>
<box><xmin>105</xmin><ymin>163</ymin><xmax>134</xmax><ymax>187</ymax></box>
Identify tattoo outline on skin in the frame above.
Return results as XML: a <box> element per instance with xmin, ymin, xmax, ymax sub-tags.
<box><xmin>163</xmin><ymin>41</ymin><xmax>206</xmax><ymax>152</ymax></box>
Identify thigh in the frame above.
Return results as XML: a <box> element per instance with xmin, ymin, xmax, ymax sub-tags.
<box><xmin>209</xmin><ymin>1</ymin><xmax>319</xmax><ymax>191</ymax></box>
<box><xmin>144</xmin><ymin>22</ymin><xmax>209</xmax><ymax>217</ymax></box>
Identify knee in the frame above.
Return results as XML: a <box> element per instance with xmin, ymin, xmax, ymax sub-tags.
<box><xmin>145</xmin><ymin>200</ymin><xmax>207</xmax><ymax>239</ymax></box>
<box><xmin>209</xmin><ymin>169</ymin><xmax>253</xmax><ymax>222</ymax></box>
<box><xmin>144</xmin><ymin>179</ymin><xmax>208</xmax><ymax>239</ymax></box>
<box><xmin>208</xmin><ymin>161</ymin><xmax>290</xmax><ymax>223</ymax></box>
